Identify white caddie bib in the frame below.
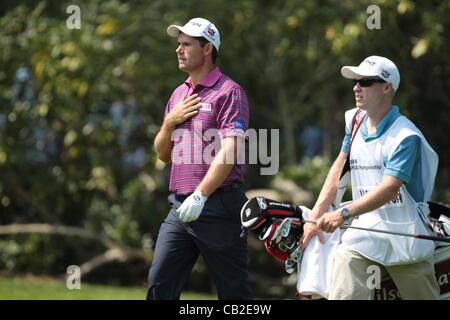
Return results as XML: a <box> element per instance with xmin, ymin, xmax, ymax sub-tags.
<box><xmin>341</xmin><ymin>108</ymin><xmax>439</xmax><ymax>265</ymax></box>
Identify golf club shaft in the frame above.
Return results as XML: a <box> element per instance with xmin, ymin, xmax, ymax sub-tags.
<box><xmin>304</xmin><ymin>219</ymin><xmax>450</xmax><ymax>243</ymax></box>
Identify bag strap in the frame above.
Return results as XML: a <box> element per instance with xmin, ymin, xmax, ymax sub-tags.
<box><xmin>349</xmin><ymin>109</ymin><xmax>367</xmax><ymax>152</ymax></box>
<box><xmin>340</xmin><ymin>109</ymin><xmax>367</xmax><ymax>178</ymax></box>
<box><xmin>334</xmin><ymin>109</ymin><xmax>367</xmax><ymax>209</ymax></box>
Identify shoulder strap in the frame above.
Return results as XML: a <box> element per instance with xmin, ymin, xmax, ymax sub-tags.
<box><xmin>349</xmin><ymin>109</ymin><xmax>367</xmax><ymax>150</ymax></box>
<box><xmin>334</xmin><ymin>109</ymin><xmax>367</xmax><ymax>208</ymax></box>
<box><xmin>340</xmin><ymin>109</ymin><xmax>367</xmax><ymax>178</ymax></box>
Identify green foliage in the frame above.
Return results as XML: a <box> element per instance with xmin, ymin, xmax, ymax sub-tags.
<box><xmin>281</xmin><ymin>157</ymin><xmax>332</xmax><ymax>200</ymax></box>
<box><xmin>0</xmin><ymin>236</ymin><xmax>57</xmax><ymax>273</ymax></box>
<box><xmin>0</xmin><ymin>235</ymin><xmax>103</xmax><ymax>275</ymax></box>
<box><xmin>0</xmin><ymin>0</ymin><xmax>449</xmax><ymax>297</ymax></box>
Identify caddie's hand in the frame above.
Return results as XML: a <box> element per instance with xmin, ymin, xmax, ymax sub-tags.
<box><xmin>164</xmin><ymin>94</ymin><xmax>202</xmax><ymax>129</ymax></box>
<box><xmin>301</xmin><ymin>219</ymin><xmax>325</xmax><ymax>250</ymax></box>
<box><xmin>316</xmin><ymin>211</ymin><xmax>345</xmax><ymax>233</ymax></box>
<box><xmin>176</xmin><ymin>190</ymin><xmax>207</xmax><ymax>222</ymax></box>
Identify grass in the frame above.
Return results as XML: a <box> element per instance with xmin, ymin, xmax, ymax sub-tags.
<box><xmin>0</xmin><ymin>276</ymin><xmax>216</xmax><ymax>300</ymax></box>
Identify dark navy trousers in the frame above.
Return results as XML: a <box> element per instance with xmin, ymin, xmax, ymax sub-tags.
<box><xmin>147</xmin><ymin>186</ymin><xmax>253</xmax><ymax>300</ymax></box>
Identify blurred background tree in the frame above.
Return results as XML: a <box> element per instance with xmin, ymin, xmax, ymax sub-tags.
<box><xmin>0</xmin><ymin>0</ymin><xmax>449</xmax><ymax>298</ymax></box>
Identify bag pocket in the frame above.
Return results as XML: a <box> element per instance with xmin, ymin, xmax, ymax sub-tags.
<box><xmin>376</xmin><ymin>219</ymin><xmax>434</xmax><ymax>265</ymax></box>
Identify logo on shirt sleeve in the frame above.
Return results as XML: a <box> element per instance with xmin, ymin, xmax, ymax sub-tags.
<box><xmin>233</xmin><ymin>118</ymin><xmax>245</xmax><ymax>130</ymax></box>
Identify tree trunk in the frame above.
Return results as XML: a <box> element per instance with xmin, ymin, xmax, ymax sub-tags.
<box><xmin>279</xmin><ymin>89</ymin><xmax>297</xmax><ymax>165</ymax></box>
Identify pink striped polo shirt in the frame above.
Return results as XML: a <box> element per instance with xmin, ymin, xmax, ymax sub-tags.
<box><xmin>164</xmin><ymin>67</ymin><xmax>249</xmax><ymax>195</ymax></box>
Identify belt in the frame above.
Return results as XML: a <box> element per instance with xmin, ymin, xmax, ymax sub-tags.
<box><xmin>174</xmin><ymin>182</ymin><xmax>242</xmax><ymax>201</ymax></box>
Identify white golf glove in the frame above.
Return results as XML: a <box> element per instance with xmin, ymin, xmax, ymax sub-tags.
<box><xmin>176</xmin><ymin>191</ymin><xmax>207</xmax><ymax>222</ymax></box>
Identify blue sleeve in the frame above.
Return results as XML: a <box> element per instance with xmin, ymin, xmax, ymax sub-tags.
<box><xmin>384</xmin><ymin>135</ymin><xmax>420</xmax><ymax>184</ymax></box>
<box><xmin>341</xmin><ymin>125</ymin><xmax>351</xmax><ymax>153</ymax></box>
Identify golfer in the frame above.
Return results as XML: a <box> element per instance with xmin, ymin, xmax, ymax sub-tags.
<box><xmin>301</xmin><ymin>56</ymin><xmax>440</xmax><ymax>299</ymax></box>
<box><xmin>147</xmin><ymin>17</ymin><xmax>252</xmax><ymax>300</ymax></box>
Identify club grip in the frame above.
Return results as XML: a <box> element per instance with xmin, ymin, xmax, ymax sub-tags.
<box><xmin>416</xmin><ymin>234</ymin><xmax>450</xmax><ymax>243</ymax></box>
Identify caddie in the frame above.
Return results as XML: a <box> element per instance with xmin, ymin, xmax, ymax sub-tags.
<box><xmin>301</xmin><ymin>55</ymin><xmax>440</xmax><ymax>299</ymax></box>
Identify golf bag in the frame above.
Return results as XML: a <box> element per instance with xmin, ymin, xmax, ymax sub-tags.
<box><xmin>240</xmin><ymin>197</ymin><xmax>305</xmax><ymax>273</ymax></box>
<box><xmin>429</xmin><ymin>201</ymin><xmax>450</xmax><ymax>240</ymax></box>
<box><xmin>241</xmin><ymin>195</ymin><xmax>450</xmax><ymax>276</ymax></box>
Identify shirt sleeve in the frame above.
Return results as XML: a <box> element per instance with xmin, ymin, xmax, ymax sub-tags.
<box><xmin>216</xmin><ymin>87</ymin><xmax>249</xmax><ymax>139</ymax></box>
<box><xmin>384</xmin><ymin>135</ymin><xmax>421</xmax><ymax>184</ymax></box>
<box><xmin>164</xmin><ymin>94</ymin><xmax>174</xmax><ymax>119</ymax></box>
<box><xmin>341</xmin><ymin>125</ymin><xmax>351</xmax><ymax>153</ymax></box>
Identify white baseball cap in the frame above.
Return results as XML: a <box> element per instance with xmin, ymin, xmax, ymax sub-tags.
<box><xmin>341</xmin><ymin>56</ymin><xmax>400</xmax><ymax>92</ymax></box>
<box><xmin>167</xmin><ymin>18</ymin><xmax>221</xmax><ymax>51</ymax></box>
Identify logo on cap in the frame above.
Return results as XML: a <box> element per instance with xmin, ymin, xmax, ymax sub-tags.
<box><xmin>190</xmin><ymin>21</ymin><xmax>202</xmax><ymax>28</ymax></box>
<box><xmin>365</xmin><ymin>60</ymin><xmax>376</xmax><ymax>66</ymax></box>
<box><xmin>381</xmin><ymin>69</ymin><xmax>390</xmax><ymax>78</ymax></box>
<box><xmin>207</xmin><ymin>27</ymin><xmax>215</xmax><ymax>36</ymax></box>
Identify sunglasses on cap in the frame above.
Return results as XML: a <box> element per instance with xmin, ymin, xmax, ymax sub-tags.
<box><xmin>353</xmin><ymin>78</ymin><xmax>387</xmax><ymax>87</ymax></box>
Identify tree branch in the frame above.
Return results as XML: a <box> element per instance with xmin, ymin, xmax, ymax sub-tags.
<box><xmin>79</xmin><ymin>247</ymin><xmax>147</xmax><ymax>275</ymax></box>
<box><xmin>0</xmin><ymin>223</ymin><xmax>116</xmax><ymax>249</ymax></box>
<box><xmin>0</xmin><ymin>223</ymin><xmax>152</xmax><ymax>277</ymax></box>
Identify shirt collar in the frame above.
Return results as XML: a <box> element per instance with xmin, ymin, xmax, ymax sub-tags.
<box><xmin>184</xmin><ymin>67</ymin><xmax>222</xmax><ymax>89</ymax></box>
<box><xmin>361</xmin><ymin>106</ymin><xmax>401</xmax><ymax>140</ymax></box>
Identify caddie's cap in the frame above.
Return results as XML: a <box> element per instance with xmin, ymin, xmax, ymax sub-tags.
<box><xmin>341</xmin><ymin>55</ymin><xmax>400</xmax><ymax>92</ymax></box>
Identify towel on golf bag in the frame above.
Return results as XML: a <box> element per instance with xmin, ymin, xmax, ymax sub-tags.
<box><xmin>296</xmin><ymin>206</ymin><xmax>342</xmax><ymax>300</ymax></box>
